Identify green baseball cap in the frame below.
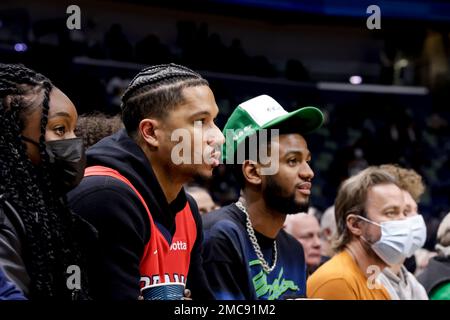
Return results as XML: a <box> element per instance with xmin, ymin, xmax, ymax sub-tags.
<box><xmin>222</xmin><ymin>95</ymin><xmax>324</xmax><ymax>163</ymax></box>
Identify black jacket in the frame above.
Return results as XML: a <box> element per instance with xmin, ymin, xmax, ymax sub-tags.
<box><xmin>1</xmin><ymin>193</ymin><xmax>96</xmax><ymax>300</ymax></box>
<box><xmin>68</xmin><ymin>129</ymin><xmax>213</xmax><ymax>300</ymax></box>
<box><xmin>0</xmin><ymin>195</ymin><xmax>30</xmax><ymax>296</ymax></box>
<box><xmin>417</xmin><ymin>256</ymin><xmax>450</xmax><ymax>294</ymax></box>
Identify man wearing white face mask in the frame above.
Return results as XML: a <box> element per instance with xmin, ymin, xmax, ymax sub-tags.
<box><xmin>308</xmin><ymin>166</ymin><xmax>412</xmax><ymax>299</ymax></box>
<box><xmin>376</xmin><ymin>165</ymin><xmax>428</xmax><ymax>300</ymax></box>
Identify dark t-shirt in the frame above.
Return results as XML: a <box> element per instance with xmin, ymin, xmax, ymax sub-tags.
<box><xmin>202</xmin><ymin>203</ymin><xmax>307</xmax><ymax>300</ymax></box>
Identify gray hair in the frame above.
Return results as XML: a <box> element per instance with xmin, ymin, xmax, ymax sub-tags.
<box><xmin>320</xmin><ymin>205</ymin><xmax>337</xmax><ymax>236</ymax></box>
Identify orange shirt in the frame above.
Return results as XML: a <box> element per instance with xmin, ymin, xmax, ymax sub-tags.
<box><xmin>307</xmin><ymin>250</ymin><xmax>391</xmax><ymax>300</ymax></box>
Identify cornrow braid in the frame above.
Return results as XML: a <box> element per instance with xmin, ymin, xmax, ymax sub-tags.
<box><xmin>0</xmin><ymin>63</ymin><xmax>88</xmax><ymax>299</ymax></box>
<box><xmin>122</xmin><ymin>63</ymin><xmax>204</xmax><ymax>100</ymax></box>
<box><xmin>121</xmin><ymin>63</ymin><xmax>209</xmax><ymax>137</ymax></box>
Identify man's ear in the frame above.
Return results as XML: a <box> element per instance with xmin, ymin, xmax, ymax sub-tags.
<box><xmin>139</xmin><ymin>118</ymin><xmax>160</xmax><ymax>149</ymax></box>
<box><xmin>323</xmin><ymin>228</ymin><xmax>332</xmax><ymax>240</ymax></box>
<box><xmin>242</xmin><ymin>160</ymin><xmax>262</xmax><ymax>186</ymax></box>
<box><xmin>346</xmin><ymin>214</ymin><xmax>363</xmax><ymax>237</ymax></box>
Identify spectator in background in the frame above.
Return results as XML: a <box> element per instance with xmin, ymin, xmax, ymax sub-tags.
<box><xmin>308</xmin><ymin>167</ymin><xmax>408</xmax><ymax>300</ymax></box>
<box><xmin>284</xmin><ymin>213</ymin><xmax>324</xmax><ymax>275</ymax></box>
<box><xmin>320</xmin><ymin>205</ymin><xmax>337</xmax><ymax>259</ymax></box>
<box><xmin>106</xmin><ymin>77</ymin><xmax>130</xmax><ymax>113</ymax></box>
<box><xmin>203</xmin><ymin>95</ymin><xmax>323</xmax><ymax>300</ymax></box>
<box><xmin>377</xmin><ymin>164</ymin><xmax>428</xmax><ymax>300</ymax></box>
<box><xmin>75</xmin><ymin>112</ymin><xmax>124</xmax><ymax>149</ymax></box>
<box><xmin>135</xmin><ymin>34</ymin><xmax>171</xmax><ymax>65</ymax></box>
<box><xmin>285</xmin><ymin>59</ymin><xmax>310</xmax><ymax>82</ymax></box>
<box><xmin>418</xmin><ymin>212</ymin><xmax>450</xmax><ymax>300</ymax></box>
<box><xmin>347</xmin><ymin>148</ymin><xmax>369</xmax><ymax>177</ymax></box>
<box><xmin>227</xmin><ymin>39</ymin><xmax>250</xmax><ymax>75</ymax></box>
<box><xmin>104</xmin><ymin>24</ymin><xmax>132</xmax><ymax>61</ymax></box>
<box><xmin>185</xmin><ymin>185</ymin><xmax>219</xmax><ymax>215</ymax></box>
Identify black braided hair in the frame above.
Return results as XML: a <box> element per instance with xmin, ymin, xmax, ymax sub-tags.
<box><xmin>0</xmin><ymin>63</ymin><xmax>88</xmax><ymax>299</ymax></box>
<box><xmin>121</xmin><ymin>63</ymin><xmax>209</xmax><ymax>137</ymax></box>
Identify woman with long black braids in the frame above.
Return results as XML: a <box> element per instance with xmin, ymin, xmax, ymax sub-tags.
<box><xmin>0</xmin><ymin>63</ymin><xmax>91</xmax><ymax>299</ymax></box>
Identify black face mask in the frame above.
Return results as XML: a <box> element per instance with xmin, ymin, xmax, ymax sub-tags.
<box><xmin>21</xmin><ymin>136</ymin><xmax>86</xmax><ymax>193</ymax></box>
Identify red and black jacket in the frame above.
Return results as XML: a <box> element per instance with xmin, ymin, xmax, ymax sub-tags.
<box><xmin>67</xmin><ymin>129</ymin><xmax>213</xmax><ymax>300</ymax></box>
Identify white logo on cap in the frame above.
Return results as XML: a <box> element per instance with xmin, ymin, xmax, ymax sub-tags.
<box><xmin>233</xmin><ymin>125</ymin><xmax>253</xmax><ymax>141</ymax></box>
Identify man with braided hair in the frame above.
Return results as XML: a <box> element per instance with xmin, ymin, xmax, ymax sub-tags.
<box><xmin>0</xmin><ymin>63</ymin><xmax>89</xmax><ymax>299</ymax></box>
<box><xmin>68</xmin><ymin>63</ymin><xmax>224</xmax><ymax>300</ymax></box>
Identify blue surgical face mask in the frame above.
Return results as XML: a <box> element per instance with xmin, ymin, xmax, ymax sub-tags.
<box><xmin>405</xmin><ymin>214</ymin><xmax>427</xmax><ymax>257</ymax></box>
<box><xmin>356</xmin><ymin>215</ymin><xmax>426</xmax><ymax>266</ymax></box>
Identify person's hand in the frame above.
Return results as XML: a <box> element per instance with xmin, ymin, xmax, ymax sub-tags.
<box><xmin>182</xmin><ymin>289</ymin><xmax>192</xmax><ymax>300</ymax></box>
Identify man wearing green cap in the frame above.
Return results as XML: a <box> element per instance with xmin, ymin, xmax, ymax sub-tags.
<box><xmin>202</xmin><ymin>95</ymin><xmax>323</xmax><ymax>300</ymax></box>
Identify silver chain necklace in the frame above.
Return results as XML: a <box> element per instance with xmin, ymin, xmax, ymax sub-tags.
<box><xmin>235</xmin><ymin>201</ymin><xmax>278</xmax><ymax>274</ymax></box>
